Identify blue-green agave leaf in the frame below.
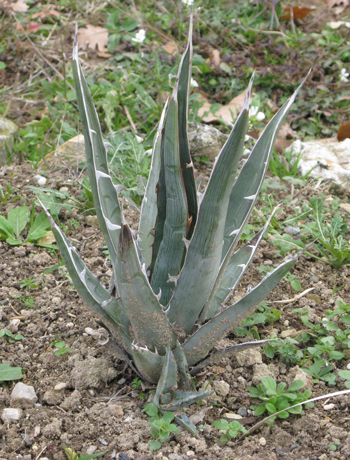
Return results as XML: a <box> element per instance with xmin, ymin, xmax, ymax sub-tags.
<box><xmin>153</xmin><ymin>347</ymin><xmax>177</xmax><ymax>406</ymax></box>
<box><xmin>160</xmin><ymin>390</ymin><xmax>213</xmax><ymax>411</ymax></box>
<box><xmin>131</xmin><ymin>344</ymin><xmax>166</xmax><ymax>383</ymax></box>
<box><xmin>150</xmin><ymin>87</ymin><xmax>188</xmax><ymax>306</ymax></box>
<box><xmin>38</xmin><ymin>199</ymin><xmax>132</xmax><ymax>351</ymax></box>
<box><xmin>138</xmin><ymin>100</ymin><xmax>168</xmax><ymax>268</ymax></box>
<box><xmin>177</xmin><ymin>13</ymin><xmax>197</xmax><ymax>238</ymax></box>
<box><xmin>183</xmin><ymin>253</ymin><xmax>300</xmax><ymax>366</ymax></box>
<box><xmin>167</xmin><ymin>75</ymin><xmax>254</xmax><ymax>333</ymax></box>
<box><xmin>119</xmin><ymin>223</ymin><xmax>177</xmax><ymax>354</ymax></box>
<box><xmin>202</xmin><ymin>206</ymin><xmax>280</xmax><ymax>320</ymax></box>
<box><xmin>221</xmin><ymin>74</ymin><xmax>310</xmax><ymax>262</ymax></box>
<box><xmin>72</xmin><ymin>30</ymin><xmax>122</xmax><ymax>292</ymax></box>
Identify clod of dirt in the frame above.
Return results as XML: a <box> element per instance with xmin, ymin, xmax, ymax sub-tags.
<box><xmin>70</xmin><ymin>357</ymin><xmax>118</xmax><ymax>390</ymax></box>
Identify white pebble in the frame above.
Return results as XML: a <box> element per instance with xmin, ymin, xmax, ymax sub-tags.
<box><xmin>259</xmin><ymin>436</ymin><xmax>267</xmax><ymax>446</ymax></box>
<box><xmin>1</xmin><ymin>408</ymin><xmax>22</xmax><ymax>422</ymax></box>
<box><xmin>324</xmin><ymin>403</ymin><xmax>335</xmax><ymax>410</ymax></box>
<box><xmin>346</xmin><ymin>363</ymin><xmax>350</xmax><ymax>370</ymax></box>
<box><xmin>34</xmin><ymin>175</ymin><xmax>47</xmax><ymax>186</ymax></box>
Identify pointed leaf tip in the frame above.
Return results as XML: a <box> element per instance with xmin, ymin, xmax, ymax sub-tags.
<box><xmin>243</xmin><ymin>71</ymin><xmax>255</xmax><ymax>112</ymax></box>
<box><xmin>73</xmin><ymin>23</ymin><xmax>79</xmax><ymax>60</ymax></box>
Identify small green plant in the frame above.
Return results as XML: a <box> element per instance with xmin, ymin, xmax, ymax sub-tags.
<box><xmin>52</xmin><ymin>338</ymin><xmax>71</xmax><ymax>356</ymax></box>
<box><xmin>0</xmin><ymin>363</ymin><xmax>23</xmax><ymax>382</ymax></box>
<box><xmin>248</xmin><ymin>377</ymin><xmax>313</xmax><ymax>423</ymax></box>
<box><xmin>269</xmin><ymin>147</ymin><xmax>316</xmax><ymax>181</ymax></box>
<box><xmin>303</xmin><ymin>359</ymin><xmax>336</xmax><ymax>386</ymax></box>
<box><xmin>213</xmin><ymin>419</ymin><xmax>248</xmax><ymax>442</ymax></box>
<box><xmin>0</xmin><ymin>182</ymin><xmax>12</xmax><ymax>204</ymax></box>
<box><xmin>330</xmin><ymin>440</ymin><xmax>341</xmax><ymax>452</ymax></box>
<box><xmin>20</xmin><ymin>277</ymin><xmax>39</xmax><ymax>289</ymax></box>
<box><xmin>0</xmin><ymin>205</ymin><xmax>53</xmax><ymax>247</ymax></box>
<box><xmin>235</xmin><ymin>301</ymin><xmax>281</xmax><ymax>339</ymax></box>
<box><xmin>264</xmin><ymin>337</ymin><xmax>304</xmax><ymax>366</ymax></box>
<box><xmin>63</xmin><ymin>447</ymin><xmax>107</xmax><ymax>460</ymax></box>
<box><xmin>0</xmin><ymin>329</ymin><xmax>24</xmax><ymax>343</ymax></box>
<box><xmin>143</xmin><ymin>403</ymin><xmax>181</xmax><ymax>451</ymax></box>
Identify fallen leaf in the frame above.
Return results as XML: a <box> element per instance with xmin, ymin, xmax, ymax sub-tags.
<box><xmin>337</xmin><ymin>122</ymin><xmax>350</xmax><ymax>141</ymax></box>
<box><xmin>32</xmin><ymin>9</ymin><xmax>60</xmax><ymax>19</ymax></box>
<box><xmin>329</xmin><ymin>21</ymin><xmax>350</xmax><ymax>29</ymax></box>
<box><xmin>16</xmin><ymin>22</ymin><xmax>40</xmax><ymax>32</ymax></box>
<box><xmin>281</xmin><ymin>6</ymin><xmax>316</xmax><ymax>21</ymax></box>
<box><xmin>198</xmin><ymin>90</ymin><xmax>248</xmax><ymax>123</ymax></box>
<box><xmin>77</xmin><ymin>25</ymin><xmax>109</xmax><ymax>53</ymax></box>
<box><xmin>163</xmin><ymin>41</ymin><xmax>178</xmax><ymax>57</ymax></box>
<box><xmin>279</xmin><ymin>122</ymin><xmax>299</xmax><ymax>140</ymax></box>
<box><xmin>37</xmin><ymin>231</ymin><xmax>56</xmax><ymax>245</ymax></box>
<box><xmin>326</xmin><ymin>0</ymin><xmax>349</xmax><ymax>14</ymax></box>
<box><xmin>8</xmin><ymin>0</ymin><xmax>28</xmax><ymax>12</ymax></box>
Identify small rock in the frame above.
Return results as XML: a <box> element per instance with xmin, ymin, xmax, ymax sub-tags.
<box><xmin>51</xmin><ymin>296</ymin><xmax>61</xmax><ymax>305</ymax></box>
<box><xmin>86</xmin><ymin>446</ymin><xmax>97</xmax><ymax>455</ymax></box>
<box><xmin>34</xmin><ymin>175</ymin><xmax>47</xmax><ymax>186</ymax></box>
<box><xmin>309</xmin><ymin>274</ymin><xmax>319</xmax><ymax>283</ymax></box>
<box><xmin>43</xmin><ymin>389</ymin><xmax>64</xmax><ymax>406</ymax></box>
<box><xmin>108</xmin><ymin>404</ymin><xmax>124</xmax><ymax>417</ymax></box>
<box><xmin>237</xmin><ymin>407</ymin><xmax>248</xmax><ymax>417</ymax></box>
<box><xmin>236</xmin><ymin>348</ymin><xmax>262</xmax><ymax>366</ymax></box>
<box><xmin>252</xmin><ymin>363</ymin><xmax>277</xmax><ymax>385</ymax></box>
<box><xmin>42</xmin><ymin>418</ymin><xmax>62</xmax><ymax>438</ymax></box>
<box><xmin>88</xmin><ymin>389</ymin><xmax>95</xmax><ymax>397</ymax></box>
<box><xmin>284</xmin><ymin>226</ymin><xmax>300</xmax><ymax>236</ymax></box>
<box><xmin>11</xmin><ymin>383</ymin><xmax>37</xmax><ymax>407</ymax></box>
<box><xmin>188</xmin><ymin>122</ymin><xmax>228</xmax><ymax>160</ymax></box>
<box><xmin>287</xmin><ymin>366</ymin><xmax>313</xmax><ymax>390</ymax></box>
<box><xmin>224</xmin><ymin>413</ymin><xmax>242</xmax><ymax>421</ymax></box>
<box><xmin>1</xmin><ymin>408</ymin><xmax>22</xmax><ymax>422</ymax></box>
<box><xmin>85</xmin><ymin>215</ymin><xmax>99</xmax><ymax>227</ymax></box>
<box><xmin>60</xmin><ymin>390</ymin><xmax>82</xmax><ymax>411</ymax></box>
<box><xmin>212</xmin><ymin>380</ymin><xmax>230</xmax><ymax>398</ymax></box>
<box><xmin>33</xmin><ymin>426</ymin><xmax>41</xmax><ymax>437</ymax></box>
<box><xmin>54</xmin><ymin>382</ymin><xmax>67</xmax><ymax>391</ymax></box>
<box><xmin>98</xmin><ymin>438</ymin><xmax>108</xmax><ymax>446</ymax></box>
<box><xmin>186</xmin><ymin>452</ymin><xmax>195</xmax><ymax>457</ymax></box>
<box><xmin>259</xmin><ymin>437</ymin><xmax>267</xmax><ymax>446</ymax></box>
<box><xmin>70</xmin><ymin>357</ymin><xmax>118</xmax><ymax>390</ymax></box>
<box><xmin>307</xmin><ymin>293</ymin><xmax>321</xmax><ymax>304</ymax></box>
<box><xmin>324</xmin><ymin>403</ymin><xmax>335</xmax><ymax>411</ymax></box>
<box><xmin>21</xmin><ymin>433</ymin><xmax>33</xmax><ymax>447</ymax></box>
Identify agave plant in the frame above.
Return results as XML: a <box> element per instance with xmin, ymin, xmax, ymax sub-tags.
<box><xmin>39</xmin><ymin>19</ymin><xmax>307</xmax><ymax>413</ymax></box>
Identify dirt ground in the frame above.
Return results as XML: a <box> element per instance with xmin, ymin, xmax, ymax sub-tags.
<box><xmin>2</xmin><ymin>162</ymin><xmax>350</xmax><ymax>460</ymax></box>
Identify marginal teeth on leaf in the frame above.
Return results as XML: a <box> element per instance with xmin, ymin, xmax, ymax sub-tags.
<box><xmin>167</xmin><ymin>275</ymin><xmax>179</xmax><ymax>286</ymax></box>
<box><xmin>89</xmin><ymin>129</ymin><xmax>97</xmax><ymax>135</ymax></box>
<box><xmin>155</xmin><ymin>288</ymin><xmax>162</xmax><ymax>301</ymax></box>
<box><xmin>186</xmin><ymin>161</ymin><xmax>194</xmax><ymax>168</ymax></box>
<box><xmin>182</xmin><ymin>237</ymin><xmax>190</xmax><ymax>250</ymax></box>
<box><xmin>104</xmin><ymin>141</ymin><xmax>113</xmax><ymax>151</ymax></box>
<box><xmin>105</xmin><ymin>219</ymin><xmax>121</xmax><ymax>231</ymax></box>
<box><xmin>229</xmin><ymin>229</ymin><xmax>240</xmax><ymax>236</ymax></box>
<box><xmin>237</xmin><ymin>264</ymin><xmax>246</xmax><ymax>269</ymax></box>
<box><xmin>142</xmin><ymin>196</ymin><xmax>148</xmax><ymax>204</ymax></box>
<box><xmin>244</xmin><ymin>194</ymin><xmax>257</xmax><ymax>200</ymax></box>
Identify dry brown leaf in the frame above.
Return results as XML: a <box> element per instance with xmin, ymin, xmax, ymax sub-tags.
<box><xmin>198</xmin><ymin>90</ymin><xmax>248</xmax><ymax>123</ymax></box>
<box><xmin>281</xmin><ymin>6</ymin><xmax>316</xmax><ymax>21</ymax></box>
<box><xmin>329</xmin><ymin>21</ymin><xmax>350</xmax><ymax>28</ymax></box>
<box><xmin>279</xmin><ymin>122</ymin><xmax>299</xmax><ymax>140</ymax></box>
<box><xmin>32</xmin><ymin>9</ymin><xmax>60</xmax><ymax>19</ymax></box>
<box><xmin>337</xmin><ymin>122</ymin><xmax>350</xmax><ymax>141</ymax></box>
<box><xmin>163</xmin><ymin>41</ymin><xmax>178</xmax><ymax>57</ymax></box>
<box><xmin>8</xmin><ymin>0</ymin><xmax>28</xmax><ymax>12</ymax></box>
<box><xmin>16</xmin><ymin>22</ymin><xmax>40</xmax><ymax>32</ymax></box>
<box><xmin>326</xmin><ymin>0</ymin><xmax>349</xmax><ymax>14</ymax></box>
<box><xmin>77</xmin><ymin>25</ymin><xmax>109</xmax><ymax>53</ymax></box>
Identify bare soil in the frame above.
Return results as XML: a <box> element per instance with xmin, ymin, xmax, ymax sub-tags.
<box><xmin>2</xmin><ymin>163</ymin><xmax>350</xmax><ymax>460</ymax></box>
